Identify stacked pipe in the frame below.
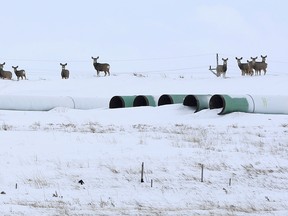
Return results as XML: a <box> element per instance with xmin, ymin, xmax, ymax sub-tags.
<box><xmin>1</xmin><ymin>94</ymin><xmax>288</xmax><ymax>115</ymax></box>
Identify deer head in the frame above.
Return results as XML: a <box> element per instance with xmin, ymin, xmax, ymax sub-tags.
<box><xmin>222</xmin><ymin>58</ymin><xmax>228</xmax><ymax>64</ymax></box>
<box><xmin>0</xmin><ymin>62</ymin><xmax>5</xmax><ymax>69</ymax></box>
<box><xmin>261</xmin><ymin>55</ymin><xmax>267</xmax><ymax>62</ymax></box>
<box><xmin>60</xmin><ymin>63</ymin><xmax>67</xmax><ymax>69</ymax></box>
<box><xmin>91</xmin><ymin>56</ymin><xmax>99</xmax><ymax>64</ymax></box>
<box><xmin>251</xmin><ymin>57</ymin><xmax>258</xmax><ymax>63</ymax></box>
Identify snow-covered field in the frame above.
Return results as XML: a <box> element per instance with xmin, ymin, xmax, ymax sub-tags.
<box><xmin>0</xmin><ymin>69</ymin><xmax>288</xmax><ymax>215</ymax></box>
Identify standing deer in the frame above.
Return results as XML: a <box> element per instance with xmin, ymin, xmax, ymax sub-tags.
<box><xmin>250</xmin><ymin>55</ymin><xmax>268</xmax><ymax>75</ymax></box>
<box><xmin>60</xmin><ymin>63</ymin><xmax>69</xmax><ymax>79</ymax></box>
<box><xmin>216</xmin><ymin>58</ymin><xmax>228</xmax><ymax>78</ymax></box>
<box><xmin>0</xmin><ymin>62</ymin><xmax>12</xmax><ymax>80</ymax></box>
<box><xmin>91</xmin><ymin>56</ymin><xmax>110</xmax><ymax>76</ymax></box>
<box><xmin>12</xmin><ymin>66</ymin><xmax>26</xmax><ymax>80</ymax></box>
<box><xmin>247</xmin><ymin>60</ymin><xmax>255</xmax><ymax>76</ymax></box>
<box><xmin>235</xmin><ymin>57</ymin><xmax>253</xmax><ymax>76</ymax></box>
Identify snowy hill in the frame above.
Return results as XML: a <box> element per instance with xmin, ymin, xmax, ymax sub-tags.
<box><xmin>0</xmin><ymin>71</ymin><xmax>288</xmax><ymax>215</ymax></box>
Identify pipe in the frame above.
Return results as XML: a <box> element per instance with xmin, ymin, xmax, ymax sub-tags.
<box><xmin>209</xmin><ymin>94</ymin><xmax>252</xmax><ymax>115</ymax></box>
<box><xmin>133</xmin><ymin>95</ymin><xmax>157</xmax><ymax>107</ymax></box>
<box><xmin>109</xmin><ymin>95</ymin><xmax>136</xmax><ymax>108</ymax></box>
<box><xmin>0</xmin><ymin>95</ymin><xmax>109</xmax><ymax>111</ymax></box>
<box><xmin>72</xmin><ymin>97</ymin><xmax>110</xmax><ymax>109</ymax></box>
<box><xmin>158</xmin><ymin>94</ymin><xmax>187</xmax><ymax>106</ymax></box>
<box><xmin>183</xmin><ymin>94</ymin><xmax>211</xmax><ymax>112</ymax></box>
<box><xmin>209</xmin><ymin>94</ymin><xmax>288</xmax><ymax>115</ymax></box>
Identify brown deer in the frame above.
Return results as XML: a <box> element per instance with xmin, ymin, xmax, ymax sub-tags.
<box><xmin>91</xmin><ymin>56</ymin><xmax>110</xmax><ymax>76</ymax></box>
<box><xmin>250</xmin><ymin>55</ymin><xmax>268</xmax><ymax>75</ymax></box>
<box><xmin>12</xmin><ymin>66</ymin><xmax>26</xmax><ymax>80</ymax></box>
<box><xmin>0</xmin><ymin>62</ymin><xmax>12</xmax><ymax>80</ymax></box>
<box><xmin>216</xmin><ymin>58</ymin><xmax>228</xmax><ymax>78</ymax></box>
<box><xmin>60</xmin><ymin>63</ymin><xmax>69</xmax><ymax>79</ymax></box>
<box><xmin>235</xmin><ymin>57</ymin><xmax>253</xmax><ymax>76</ymax></box>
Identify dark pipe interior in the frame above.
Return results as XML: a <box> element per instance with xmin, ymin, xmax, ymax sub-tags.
<box><xmin>183</xmin><ymin>95</ymin><xmax>197</xmax><ymax>108</ymax></box>
<box><xmin>209</xmin><ymin>94</ymin><xmax>224</xmax><ymax>109</ymax></box>
<box><xmin>109</xmin><ymin>96</ymin><xmax>125</xmax><ymax>108</ymax></box>
<box><xmin>158</xmin><ymin>94</ymin><xmax>173</xmax><ymax>106</ymax></box>
<box><xmin>133</xmin><ymin>95</ymin><xmax>149</xmax><ymax>107</ymax></box>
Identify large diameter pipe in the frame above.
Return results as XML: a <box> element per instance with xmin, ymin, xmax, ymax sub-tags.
<box><xmin>183</xmin><ymin>94</ymin><xmax>211</xmax><ymax>112</ymax></box>
<box><xmin>250</xmin><ymin>95</ymin><xmax>288</xmax><ymax>114</ymax></box>
<box><xmin>133</xmin><ymin>95</ymin><xmax>157</xmax><ymax>107</ymax></box>
<box><xmin>209</xmin><ymin>94</ymin><xmax>288</xmax><ymax>115</ymax></box>
<box><xmin>209</xmin><ymin>94</ymin><xmax>252</xmax><ymax>115</ymax></box>
<box><xmin>109</xmin><ymin>95</ymin><xmax>136</xmax><ymax>108</ymax></box>
<box><xmin>0</xmin><ymin>95</ymin><xmax>109</xmax><ymax>111</ymax></box>
<box><xmin>0</xmin><ymin>95</ymin><xmax>75</xmax><ymax>111</ymax></box>
<box><xmin>158</xmin><ymin>94</ymin><xmax>187</xmax><ymax>106</ymax></box>
<box><xmin>72</xmin><ymin>97</ymin><xmax>110</xmax><ymax>109</ymax></box>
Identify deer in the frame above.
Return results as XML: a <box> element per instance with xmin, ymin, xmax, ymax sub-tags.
<box><xmin>0</xmin><ymin>62</ymin><xmax>12</xmax><ymax>80</ymax></box>
<box><xmin>60</xmin><ymin>63</ymin><xmax>69</xmax><ymax>79</ymax></box>
<box><xmin>250</xmin><ymin>55</ymin><xmax>268</xmax><ymax>75</ymax></box>
<box><xmin>91</xmin><ymin>56</ymin><xmax>110</xmax><ymax>76</ymax></box>
<box><xmin>216</xmin><ymin>58</ymin><xmax>228</xmax><ymax>78</ymax></box>
<box><xmin>235</xmin><ymin>57</ymin><xmax>253</xmax><ymax>76</ymax></box>
<box><xmin>12</xmin><ymin>66</ymin><xmax>26</xmax><ymax>80</ymax></box>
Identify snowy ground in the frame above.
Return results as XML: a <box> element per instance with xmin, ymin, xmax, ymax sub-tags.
<box><xmin>0</xmin><ymin>70</ymin><xmax>288</xmax><ymax>215</ymax></box>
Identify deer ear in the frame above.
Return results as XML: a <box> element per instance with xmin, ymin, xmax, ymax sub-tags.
<box><xmin>91</xmin><ymin>57</ymin><xmax>94</xmax><ymax>59</ymax></box>
<box><xmin>65</xmin><ymin>63</ymin><xmax>67</xmax><ymax>66</ymax></box>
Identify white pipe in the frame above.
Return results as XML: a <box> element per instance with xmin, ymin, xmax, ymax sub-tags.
<box><xmin>0</xmin><ymin>95</ymin><xmax>109</xmax><ymax>111</ymax></box>
<box><xmin>251</xmin><ymin>95</ymin><xmax>288</xmax><ymax>114</ymax></box>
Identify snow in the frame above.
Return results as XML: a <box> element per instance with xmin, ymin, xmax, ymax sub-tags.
<box><xmin>0</xmin><ymin>70</ymin><xmax>288</xmax><ymax>215</ymax></box>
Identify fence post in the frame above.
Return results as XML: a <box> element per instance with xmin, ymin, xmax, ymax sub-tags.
<box><xmin>141</xmin><ymin>162</ymin><xmax>144</xmax><ymax>183</ymax></box>
<box><xmin>201</xmin><ymin>164</ymin><xmax>204</xmax><ymax>182</ymax></box>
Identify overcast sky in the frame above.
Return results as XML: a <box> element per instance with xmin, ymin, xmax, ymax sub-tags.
<box><xmin>1</xmin><ymin>0</ymin><xmax>288</xmax><ymax>77</ymax></box>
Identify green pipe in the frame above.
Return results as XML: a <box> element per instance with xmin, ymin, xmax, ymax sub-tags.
<box><xmin>109</xmin><ymin>95</ymin><xmax>137</xmax><ymax>108</ymax></box>
<box><xmin>158</xmin><ymin>94</ymin><xmax>187</xmax><ymax>106</ymax></box>
<box><xmin>209</xmin><ymin>94</ymin><xmax>251</xmax><ymax>115</ymax></box>
<box><xmin>133</xmin><ymin>95</ymin><xmax>157</xmax><ymax>107</ymax></box>
<box><xmin>183</xmin><ymin>94</ymin><xmax>211</xmax><ymax>112</ymax></box>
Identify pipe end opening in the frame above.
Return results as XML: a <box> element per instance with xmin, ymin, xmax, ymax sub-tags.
<box><xmin>109</xmin><ymin>96</ymin><xmax>125</xmax><ymax>108</ymax></box>
<box><xmin>158</xmin><ymin>94</ymin><xmax>173</xmax><ymax>106</ymax></box>
<box><xmin>133</xmin><ymin>95</ymin><xmax>149</xmax><ymax>107</ymax></box>
<box><xmin>209</xmin><ymin>94</ymin><xmax>224</xmax><ymax>109</ymax></box>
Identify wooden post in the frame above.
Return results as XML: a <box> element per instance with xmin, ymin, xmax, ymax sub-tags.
<box><xmin>15</xmin><ymin>183</ymin><xmax>17</xmax><ymax>189</ymax></box>
<box><xmin>201</xmin><ymin>164</ymin><xmax>204</xmax><ymax>182</ymax></box>
<box><xmin>229</xmin><ymin>178</ymin><xmax>232</xmax><ymax>186</ymax></box>
<box><xmin>209</xmin><ymin>53</ymin><xmax>219</xmax><ymax>77</ymax></box>
<box><xmin>151</xmin><ymin>179</ymin><xmax>153</xmax><ymax>187</ymax></box>
<box><xmin>141</xmin><ymin>162</ymin><xmax>144</xmax><ymax>183</ymax></box>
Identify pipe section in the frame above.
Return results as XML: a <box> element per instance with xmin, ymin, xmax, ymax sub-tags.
<box><xmin>183</xmin><ymin>94</ymin><xmax>211</xmax><ymax>112</ymax></box>
<box><xmin>209</xmin><ymin>94</ymin><xmax>288</xmax><ymax>115</ymax></box>
<box><xmin>133</xmin><ymin>95</ymin><xmax>157</xmax><ymax>107</ymax></box>
<box><xmin>158</xmin><ymin>94</ymin><xmax>187</xmax><ymax>106</ymax></box>
<box><xmin>109</xmin><ymin>95</ymin><xmax>136</xmax><ymax>108</ymax></box>
<box><xmin>209</xmin><ymin>94</ymin><xmax>251</xmax><ymax>115</ymax></box>
<box><xmin>0</xmin><ymin>95</ymin><xmax>109</xmax><ymax>111</ymax></box>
